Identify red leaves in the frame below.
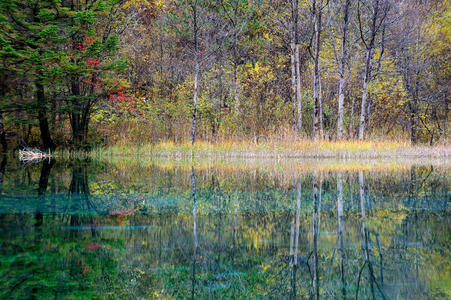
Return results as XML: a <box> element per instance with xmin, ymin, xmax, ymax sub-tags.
<box><xmin>74</xmin><ymin>42</ymin><xmax>85</xmax><ymax>51</ymax></box>
<box><xmin>84</xmin><ymin>37</ymin><xmax>95</xmax><ymax>45</ymax></box>
<box><xmin>83</xmin><ymin>79</ymin><xmax>103</xmax><ymax>87</ymax></box>
<box><xmin>74</xmin><ymin>37</ymin><xmax>96</xmax><ymax>52</ymax></box>
<box><xmin>82</xmin><ymin>265</ymin><xmax>91</xmax><ymax>273</ymax></box>
<box><xmin>108</xmin><ymin>208</ymin><xmax>135</xmax><ymax>217</ymax></box>
<box><xmin>108</xmin><ymin>88</ymin><xmax>143</xmax><ymax>114</ymax></box>
<box><xmin>85</xmin><ymin>244</ymin><xmax>100</xmax><ymax>251</ymax></box>
<box><xmin>86</xmin><ymin>59</ymin><xmax>101</xmax><ymax>66</ymax></box>
<box><xmin>109</xmin><ymin>91</ymin><xmax>135</xmax><ymax>103</ymax></box>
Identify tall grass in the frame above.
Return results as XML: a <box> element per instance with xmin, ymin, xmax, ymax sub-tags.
<box><xmin>70</xmin><ymin>137</ymin><xmax>451</xmax><ymax>159</ymax></box>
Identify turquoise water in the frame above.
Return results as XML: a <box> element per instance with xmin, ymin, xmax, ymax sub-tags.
<box><xmin>0</xmin><ymin>158</ymin><xmax>449</xmax><ymax>299</ymax></box>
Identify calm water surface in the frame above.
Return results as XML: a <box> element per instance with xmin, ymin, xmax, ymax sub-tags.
<box><xmin>0</xmin><ymin>157</ymin><xmax>449</xmax><ymax>299</ymax></box>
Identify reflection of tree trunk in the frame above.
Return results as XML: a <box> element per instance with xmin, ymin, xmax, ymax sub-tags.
<box><xmin>69</xmin><ymin>163</ymin><xmax>92</xmax><ymax>232</ymax></box>
<box><xmin>312</xmin><ymin>172</ymin><xmax>321</xmax><ymax>300</ymax></box>
<box><xmin>359</xmin><ymin>171</ymin><xmax>378</xmax><ymax>299</ymax></box>
<box><xmin>191</xmin><ymin>166</ymin><xmax>197</xmax><ymax>299</ymax></box>
<box><xmin>337</xmin><ymin>172</ymin><xmax>346</xmax><ymax>299</ymax></box>
<box><xmin>232</xmin><ymin>192</ymin><xmax>238</xmax><ymax>299</ymax></box>
<box><xmin>69</xmin><ymin>163</ymin><xmax>90</xmax><ymax>195</ymax></box>
<box><xmin>290</xmin><ymin>179</ymin><xmax>301</xmax><ymax>299</ymax></box>
<box><xmin>31</xmin><ymin>159</ymin><xmax>54</xmax><ymax>298</ymax></box>
<box><xmin>36</xmin><ymin>160</ymin><xmax>54</xmax><ymax>227</ymax></box>
<box><xmin>38</xmin><ymin>160</ymin><xmax>54</xmax><ymax>195</ymax></box>
<box><xmin>408</xmin><ymin>165</ymin><xmax>417</xmax><ymax>206</ymax></box>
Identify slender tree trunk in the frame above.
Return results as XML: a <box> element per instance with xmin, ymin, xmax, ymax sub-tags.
<box><xmin>358</xmin><ymin>0</ymin><xmax>380</xmax><ymax>140</ymax></box>
<box><xmin>292</xmin><ymin>0</ymin><xmax>302</xmax><ymax>134</ymax></box>
<box><xmin>0</xmin><ymin>79</ymin><xmax>7</xmax><ymax>151</ymax></box>
<box><xmin>233</xmin><ymin>30</ymin><xmax>240</xmax><ymax>114</ymax></box>
<box><xmin>291</xmin><ymin>41</ymin><xmax>297</xmax><ymax>110</ymax></box>
<box><xmin>312</xmin><ymin>171</ymin><xmax>321</xmax><ymax>300</ymax></box>
<box><xmin>318</xmin><ymin>71</ymin><xmax>324</xmax><ymax>137</ymax></box>
<box><xmin>312</xmin><ymin>0</ymin><xmax>323</xmax><ymax>141</ymax></box>
<box><xmin>444</xmin><ymin>96</ymin><xmax>449</xmax><ymax>142</ymax></box>
<box><xmin>366</xmin><ymin>96</ymin><xmax>372</xmax><ymax>131</ymax></box>
<box><xmin>233</xmin><ymin>60</ymin><xmax>239</xmax><ymax>113</ymax></box>
<box><xmin>191</xmin><ymin>1</ymin><xmax>199</xmax><ymax>145</ymax></box>
<box><xmin>0</xmin><ymin>113</ymin><xmax>6</xmax><ymax>151</ymax></box>
<box><xmin>337</xmin><ymin>171</ymin><xmax>346</xmax><ymax>299</ymax></box>
<box><xmin>358</xmin><ymin>171</ymin><xmax>366</xmax><ymax>247</ymax></box>
<box><xmin>349</xmin><ymin>94</ymin><xmax>355</xmax><ymax>138</ymax></box>
<box><xmin>36</xmin><ymin>79</ymin><xmax>56</xmax><ymax>150</ymax></box>
<box><xmin>295</xmin><ymin>179</ymin><xmax>301</xmax><ymax>264</ymax></box>
<box><xmin>358</xmin><ymin>48</ymin><xmax>374</xmax><ymax>140</ymax></box>
<box><xmin>191</xmin><ymin>166</ymin><xmax>197</xmax><ymax>298</ymax></box>
<box><xmin>409</xmin><ymin>98</ymin><xmax>418</xmax><ymax>144</ymax></box>
<box><xmin>289</xmin><ymin>179</ymin><xmax>301</xmax><ymax>299</ymax></box>
<box><xmin>337</xmin><ymin>0</ymin><xmax>351</xmax><ymax>140</ymax></box>
<box><xmin>295</xmin><ymin>44</ymin><xmax>302</xmax><ymax>133</ymax></box>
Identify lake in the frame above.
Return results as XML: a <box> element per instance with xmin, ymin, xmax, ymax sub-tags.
<box><xmin>0</xmin><ymin>157</ymin><xmax>449</xmax><ymax>299</ymax></box>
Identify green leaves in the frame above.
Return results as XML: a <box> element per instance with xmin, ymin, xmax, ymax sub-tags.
<box><xmin>37</xmin><ymin>25</ymin><xmax>60</xmax><ymax>41</ymax></box>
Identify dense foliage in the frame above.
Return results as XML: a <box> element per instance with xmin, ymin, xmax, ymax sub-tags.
<box><xmin>0</xmin><ymin>0</ymin><xmax>449</xmax><ymax>149</ymax></box>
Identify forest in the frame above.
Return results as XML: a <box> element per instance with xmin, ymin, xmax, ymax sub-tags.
<box><xmin>0</xmin><ymin>0</ymin><xmax>449</xmax><ymax>151</ymax></box>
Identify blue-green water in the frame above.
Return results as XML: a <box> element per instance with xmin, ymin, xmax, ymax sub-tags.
<box><xmin>0</xmin><ymin>158</ymin><xmax>449</xmax><ymax>299</ymax></box>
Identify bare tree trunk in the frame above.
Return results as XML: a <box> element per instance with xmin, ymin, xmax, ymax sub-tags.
<box><xmin>337</xmin><ymin>0</ymin><xmax>351</xmax><ymax>140</ymax></box>
<box><xmin>233</xmin><ymin>60</ymin><xmax>239</xmax><ymax>113</ymax></box>
<box><xmin>319</xmin><ymin>70</ymin><xmax>324</xmax><ymax>138</ymax></box>
<box><xmin>349</xmin><ymin>94</ymin><xmax>355</xmax><ymax>138</ymax></box>
<box><xmin>409</xmin><ymin>98</ymin><xmax>418</xmax><ymax>144</ymax></box>
<box><xmin>291</xmin><ymin>42</ymin><xmax>297</xmax><ymax>108</ymax></box>
<box><xmin>358</xmin><ymin>0</ymin><xmax>383</xmax><ymax>140</ymax></box>
<box><xmin>191</xmin><ymin>1</ymin><xmax>199</xmax><ymax>145</ymax></box>
<box><xmin>312</xmin><ymin>0</ymin><xmax>323</xmax><ymax>140</ymax></box>
<box><xmin>359</xmin><ymin>48</ymin><xmax>374</xmax><ymax>139</ymax></box>
<box><xmin>291</xmin><ymin>0</ymin><xmax>302</xmax><ymax>134</ymax></box>
<box><xmin>295</xmin><ymin>44</ymin><xmax>302</xmax><ymax>134</ymax></box>
<box><xmin>444</xmin><ymin>96</ymin><xmax>449</xmax><ymax>142</ymax></box>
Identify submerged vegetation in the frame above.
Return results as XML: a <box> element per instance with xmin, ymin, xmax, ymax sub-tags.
<box><xmin>0</xmin><ymin>158</ymin><xmax>449</xmax><ymax>298</ymax></box>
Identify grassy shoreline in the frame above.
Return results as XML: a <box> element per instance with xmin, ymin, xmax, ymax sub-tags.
<box><xmin>69</xmin><ymin>139</ymin><xmax>451</xmax><ymax>159</ymax></box>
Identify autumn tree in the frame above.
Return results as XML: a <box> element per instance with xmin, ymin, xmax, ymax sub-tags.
<box><xmin>331</xmin><ymin>0</ymin><xmax>351</xmax><ymax>140</ymax></box>
<box><xmin>357</xmin><ymin>0</ymin><xmax>390</xmax><ymax>140</ymax></box>
<box><xmin>311</xmin><ymin>0</ymin><xmax>328</xmax><ymax>140</ymax></box>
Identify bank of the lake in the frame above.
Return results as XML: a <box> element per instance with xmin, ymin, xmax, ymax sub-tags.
<box><xmin>63</xmin><ymin>140</ymin><xmax>451</xmax><ymax>159</ymax></box>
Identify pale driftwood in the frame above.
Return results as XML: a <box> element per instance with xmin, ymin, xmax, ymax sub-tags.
<box><xmin>19</xmin><ymin>148</ymin><xmax>52</xmax><ymax>162</ymax></box>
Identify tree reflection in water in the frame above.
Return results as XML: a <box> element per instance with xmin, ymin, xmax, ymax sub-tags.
<box><xmin>0</xmin><ymin>159</ymin><xmax>449</xmax><ymax>299</ymax></box>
